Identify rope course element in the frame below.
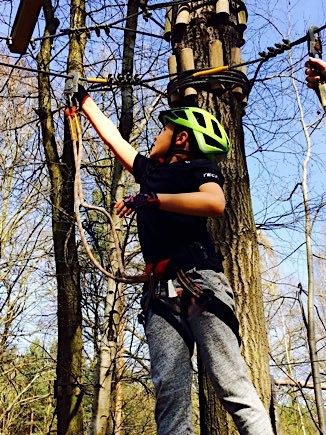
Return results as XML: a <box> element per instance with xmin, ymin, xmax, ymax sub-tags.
<box><xmin>3</xmin><ymin>0</ymin><xmax>215</xmax><ymax>51</ymax></box>
<box><xmin>1</xmin><ymin>3</ymin><xmax>325</xmax><ymax>96</ymax></box>
<box><xmin>167</xmin><ymin>68</ymin><xmax>250</xmax><ymax>106</ymax></box>
<box><xmin>64</xmin><ymin>97</ymin><xmax>147</xmax><ymax>283</ymax></box>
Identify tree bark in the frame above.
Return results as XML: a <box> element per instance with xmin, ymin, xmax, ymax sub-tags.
<box><xmin>89</xmin><ymin>1</ymin><xmax>140</xmax><ymax>434</ymax></box>
<box><xmin>37</xmin><ymin>0</ymin><xmax>86</xmax><ymax>433</ymax></box>
<box><xmin>170</xmin><ymin>3</ymin><xmax>273</xmax><ymax>433</ymax></box>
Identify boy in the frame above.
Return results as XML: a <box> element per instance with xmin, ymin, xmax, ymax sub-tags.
<box><xmin>74</xmin><ymin>86</ymin><xmax>274</xmax><ymax>435</ymax></box>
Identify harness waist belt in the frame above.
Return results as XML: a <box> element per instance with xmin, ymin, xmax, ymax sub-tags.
<box><xmin>145</xmin><ymin>242</ymin><xmax>209</xmax><ymax>281</ymax></box>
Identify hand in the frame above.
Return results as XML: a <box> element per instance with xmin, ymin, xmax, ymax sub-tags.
<box><xmin>305</xmin><ymin>57</ymin><xmax>326</xmax><ymax>89</ymax></box>
<box><xmin>121</xmin><ymin>192</ymin><xmax>160</xmax><ymax>211</ymax></box>
<box><xmin>114</xmin><ymin>198</ymin><xmax>135</xmax><ymax>218</ymax></box>
<box><xmin>73</xmin><ymin>84</ymin><xmax>90</xmax><ymax>106</ymax></box>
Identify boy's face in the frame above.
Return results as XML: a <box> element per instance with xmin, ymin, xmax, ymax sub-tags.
<box><xmin>150</xmin><ymin>123</ymin><xmax>175</xmax><ymax>161</ymax></box>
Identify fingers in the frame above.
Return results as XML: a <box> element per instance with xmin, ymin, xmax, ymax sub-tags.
<box><xmin>114</xmin><ymin>199</ymin><xmax>134</xmax><ymax>218</ymax></box>
<box><xmin>306</xmin><ymin>76</ymin><xmax>320</xmax><ymax>89</ymax></box>
<box><xmin>305</xmin><ymin>57</ymin><xmax>326</xmax><ymax>89</ymax></box>
<box><xmin>305</xmin><ymin>70</ymin><xmax>321</xmax><ymax>89</ymax></box>
<box><xmin>307</xmin><ymin>57</ymin><xmax>326</xmax><ymax>71</ymax></box>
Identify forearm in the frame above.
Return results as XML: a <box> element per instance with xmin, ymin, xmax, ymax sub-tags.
<box><xmin>157</xmin><ymin>191</ymin><xmax>225</xmax><ymax>217</ymax></box>
<box><xmin>82</xmin><ymin>97</ymin><xmax>119</xmax><ymax>141</ymax></box>
<box><xmin>81</xmin><ymin>97</ymin><xmax>137</xmax><ymax>172</ymax></box>
<box><xmin>115</xmin><ymin>183</ymin><xmax>225</xmax><ymax>218</ymax></box>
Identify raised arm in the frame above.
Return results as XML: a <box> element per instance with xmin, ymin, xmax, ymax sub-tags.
<box><xmin>78</xmin><ymin>90</ymin><xmax>138</xmax><ymax>173</ymax></box>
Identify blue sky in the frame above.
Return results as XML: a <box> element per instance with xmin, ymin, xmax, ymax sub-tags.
<box><xmin>241</xmin><ymin>0</ymin><xmax>326</xmax><ymax>288</ymax></box>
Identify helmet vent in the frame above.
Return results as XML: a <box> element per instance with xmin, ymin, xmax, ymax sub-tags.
<box><xmin>211</xmin><ymin>119</ymin><xmax>222</xmax><ymax>137</ymax></box>
<box><xmin>167</xmin><ymin>111</ymin><xmax>178</xmax><ymax>120</ymax></box>
<box><xmin>194</xmin><ymin>111</ymin><xmax>206</xmax><ymax>128</ymax></box>
<box><xmin>175</xmin><ymin>110</ymin><xmax>188</xmax><ymax>120</ymax></box>
<box><xmin>203</xmin><ymin>133</ymin><xmax>221</xmax><ymax>149</ymax></box>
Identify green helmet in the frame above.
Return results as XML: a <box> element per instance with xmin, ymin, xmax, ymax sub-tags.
<box><xmin>158</xmin><ymin>107</ymin><xmax>230</xmax><ymax>160</ymax></box>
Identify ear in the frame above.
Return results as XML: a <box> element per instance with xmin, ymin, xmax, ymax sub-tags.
<box><xmin>175</xmin><ymin>130</ymin><xmax>189</xmax><ymax>147</ymax></box>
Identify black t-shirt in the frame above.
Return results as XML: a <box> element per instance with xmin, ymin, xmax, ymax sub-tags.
<box><xmin>133</xmin><ymin>154</ymin><xmax>224</xmax><ymax>270</ymax></box>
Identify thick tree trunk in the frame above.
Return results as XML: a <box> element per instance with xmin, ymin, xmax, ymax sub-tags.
<box><xmin>170</xmin><ymin>3</ymin><xmax>273</xmax><ymax>433</ymax></box>
<box><xmin>37</xmin><ymin>0</ymin><xmax>86</xmax><ymax>433</ymax></box>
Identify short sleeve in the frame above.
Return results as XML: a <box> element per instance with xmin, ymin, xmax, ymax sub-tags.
<box><xmin>192</xmin><ymin>161</ymin><xmax>225</xmax><ymax>188</ymax></box>
<box><xmin>133</xmin><ymin>154</ymin><xmax>152</xmax><ymax>185</ymax></box>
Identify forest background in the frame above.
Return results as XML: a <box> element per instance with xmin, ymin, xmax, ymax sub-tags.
<box><xmin>0</xmin><ymin>0</ymin><xmax>325</xmax><ymax>434</ymax></box>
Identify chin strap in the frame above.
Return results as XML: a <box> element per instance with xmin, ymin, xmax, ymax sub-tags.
<box><xmin>162</xmin><ymin>128</ymin><xmax>179</xmax><ymax>164</ymax></box>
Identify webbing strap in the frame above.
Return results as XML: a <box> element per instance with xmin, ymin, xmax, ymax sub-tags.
<box><xmin>176</xmin><ymin>269</ymin><xmax>241</xmax><ymax>345</ymax></box>
<box><xmin>176</xmin><ymin>269</ymin><xmax>203</xmax><ymax>298</ymax></box>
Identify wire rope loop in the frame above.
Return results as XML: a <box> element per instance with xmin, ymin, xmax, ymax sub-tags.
<box><xmin>167</xmin><ymin>69</ymin><xmax>250</xmax><ymax>104</ymax></box>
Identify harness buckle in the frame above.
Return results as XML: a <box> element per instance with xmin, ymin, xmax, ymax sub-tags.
<box><xmin>154</xmin><ymin>281</ymin><xmax>161</xmax><ymax>299</ymax></box>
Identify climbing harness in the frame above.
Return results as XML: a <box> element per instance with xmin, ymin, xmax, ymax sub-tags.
<box><xmin>307</xmin><ymin>25</ymin><xmax>326</xmax><ymax>113</ymax></box>
<box><xmin>139</xmin><ymin>243</ymin><xmax>241</xmax><ymax>347</ymax></box>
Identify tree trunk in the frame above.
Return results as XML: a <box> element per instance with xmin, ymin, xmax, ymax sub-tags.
<box><xmin>291</xmin><ymin>55</ymin><xmax>326</xmax><ymax>433</ymax></box>
<box><xmin>169</xmin><ymin>2</ymin><xmax>273</xmax><ymax>433</ymax></box>
<box><xmin>89</xmin><ymin>1</ymin><xmax>140</xmax><ymax>433</ymax></box>
<box><xmin>37</xmin><ymin>0</ymin><xmax>86</xmax><ymax>433</ymax></box>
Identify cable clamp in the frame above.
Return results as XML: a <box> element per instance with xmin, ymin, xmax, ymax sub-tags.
<box><xmin>64</xmin><ymin>71</ymin><xmax>80</xmax><ymax>107</ymax></box>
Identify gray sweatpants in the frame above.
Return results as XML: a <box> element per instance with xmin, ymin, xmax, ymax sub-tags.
<box><xmin>144</xmin><ymin>269</ymin><xmax>274</xmax><ymax>435</ymax></box>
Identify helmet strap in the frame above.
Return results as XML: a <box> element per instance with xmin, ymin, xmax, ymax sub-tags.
<box><xmin>163</xmin><ymin>128</ymin><xmax>179</xmax><ymax>164</ymax></box>
<box><xmin>163</xmin><ymin>136</ymin><xmax>203</xmax><ymax>164</ymax></box>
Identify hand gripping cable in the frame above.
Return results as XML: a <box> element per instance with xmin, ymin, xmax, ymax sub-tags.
<box><xmin>307</xmin><ymin>26</ymin><xmax>326</xmax><ymax>113</ymax></box>
<box><xmin>64</xmin><ymin>72</ymin><xmax>147</xmax><ymax>284</ymax></box>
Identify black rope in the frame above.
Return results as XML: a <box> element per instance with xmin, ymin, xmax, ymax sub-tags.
<box><xmin>0</xmin><ymin>60</ymin><xmax>71</xmax><ymax>80</ymax></box>
<box><xmin>167</xmin><ymin>69</ymin><xmax>250</xmax><ymax>101</ymax></box>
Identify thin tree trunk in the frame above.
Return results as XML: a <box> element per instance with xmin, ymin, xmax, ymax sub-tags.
<box><xmin>281</xmin><ymin>309</ymin><xmax>307</xmax><ymax>434</ymax></box>
<box><xmin>289</xmin><ymin>51</ymin><xmax>326</xmax><ymax>435</ymax></box>
<box><xmin>114</xmin><ymin>321</ymin><xmax>125</xmax><ymax>435</ymax></box>
<box><xmin>89</xmin><ymin>1</ymin><xmax>140</xmax><ymax>433</ymax></box>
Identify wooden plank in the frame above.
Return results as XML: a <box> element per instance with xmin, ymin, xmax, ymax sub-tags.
<box><xmin>9</xmin><ymin>0</ymin><xmax>44</xmax><ymax>54</ymax></box>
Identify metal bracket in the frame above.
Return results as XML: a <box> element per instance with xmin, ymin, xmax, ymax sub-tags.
<box><xmin>307</xmin><ymin>26</ymin><xmax>322</xmax><ymax>58</ymax></box>
<box><xmin>64</xmin><ymin>71</ymin><xmax>80</xmax><ymax>106</ymax></box>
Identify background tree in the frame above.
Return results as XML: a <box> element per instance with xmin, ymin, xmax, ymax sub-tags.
<box><xmin>37</xmin><ymin>0</ymin><xmax>86</xmax><ymax>432</ymax></box>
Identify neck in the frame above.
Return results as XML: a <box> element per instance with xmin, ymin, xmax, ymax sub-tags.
<box><xmin>167</xmin><ymin>141</ymin><xmax>193</xmax><ymax>164</ymax></box>
<box><xmin>168</xmin><ymin>152</ymin><xmax>192</xmax><ymax>164</ymax></box>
